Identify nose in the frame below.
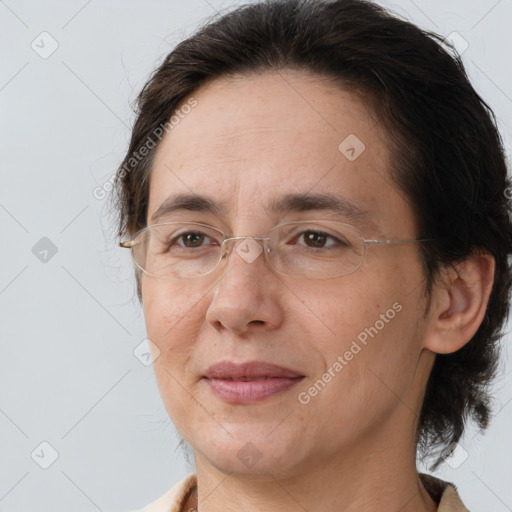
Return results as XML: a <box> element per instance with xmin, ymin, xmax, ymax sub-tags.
<box><xmin>205</xmin><ymin>237</ymin><xmax>284</xmax><ymax>335</ymax></box>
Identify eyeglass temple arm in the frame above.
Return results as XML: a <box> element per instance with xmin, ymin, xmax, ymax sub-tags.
<box><xmin>364</xmin><ymin>238</ymin><xmax>433</xmax><ymax>245</ymax></box>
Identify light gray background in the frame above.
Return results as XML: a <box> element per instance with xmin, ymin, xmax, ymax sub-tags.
<box><xmin>1</xmin><ymin>0</ymin><xmax>511</xmax><ymax>510</ymax></box>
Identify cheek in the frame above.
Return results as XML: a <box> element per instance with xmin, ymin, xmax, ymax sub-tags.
<box><xmin>296</xmin><ymin>262</ymin><xmax>424</xmax><ymax>381</ymax></box>
<box><xmin>141</xmin><ymin>279</ymin><xmax>208</xmax><ymax>425</ymax></box>
<box><xmin>295</xmin><ymin>292</ymin><xmax>423</xmax><ymax>442</ymax></box>
<box><xmin>290</xmin><ymin>271</ymin><xmax>399</xmax><ymax>343</ymax></box>
<box><xmin>142</xmin><ymin>276</ymin><xmax>203</xmax><ymax>327</ymax></box>
<box><xmin>141</xmin><ymin>278</ymin><xmax>206</xmax><ymax>371</ymax></box>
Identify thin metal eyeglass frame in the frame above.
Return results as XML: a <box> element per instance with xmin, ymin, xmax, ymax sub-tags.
<box><xmin>119</xmin><ymin>221</ymin><xmax>432</xmax><ymax>279</ymax></box>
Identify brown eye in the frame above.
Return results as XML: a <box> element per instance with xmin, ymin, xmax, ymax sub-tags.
<box><xmin>303</xmin><ymin>231</ymin><xmax>328</xmax><ymax>248</ymax></box>
<box><xmin>179</xmin><ymin>232</ymin><xmax>206</xmax><ymax>248</ymax></box>
<box><xmin>293</xmin><ymin>229</ymin><xmax>347</xmax><ymax>249</ymax></box>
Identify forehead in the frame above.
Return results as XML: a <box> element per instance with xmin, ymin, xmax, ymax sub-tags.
<box><xmin>148</xmin><ymin>70</ymin><xmax>413</xmax><ymax>234</ymax></box>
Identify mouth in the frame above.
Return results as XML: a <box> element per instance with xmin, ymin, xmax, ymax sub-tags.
<box><xmin>203</xmin><ymin>361</ymin><xmax>305</xmax><ymax>404</ymax></box>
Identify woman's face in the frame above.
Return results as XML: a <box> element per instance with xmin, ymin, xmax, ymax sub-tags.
<box><xmin>142</xmin><ymin>70</ymin><xmax>432</xmax><ymax>478</ymax></box>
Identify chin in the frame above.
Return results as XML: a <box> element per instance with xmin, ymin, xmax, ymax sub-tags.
<box><xmin>190</xmin><ymin>426</ymin><xmax>309</xmax><ymax>479</ymax></box>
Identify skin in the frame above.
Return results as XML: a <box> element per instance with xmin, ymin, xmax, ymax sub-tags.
<box><xmin>141</xmin><ymin>70</ymin><xmax>495</xmax><ymax>512</ymax></box>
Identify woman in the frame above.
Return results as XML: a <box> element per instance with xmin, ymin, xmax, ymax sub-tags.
<box><xmin>113</xmin><ymin>0</ymin><xmax>512</xmax><ymax>510</ymax></box>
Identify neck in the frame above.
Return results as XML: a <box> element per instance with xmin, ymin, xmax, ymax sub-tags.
<box><xmin>190</xmin><ymin>422</ymin><xmax>437</xmax><ymax>512</ymax></box>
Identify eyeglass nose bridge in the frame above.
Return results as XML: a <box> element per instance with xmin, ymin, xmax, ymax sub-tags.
<box><xmin>218</xmin><ymin>235</ymin><xmax>272</xmax><ymax>267</ymax></box>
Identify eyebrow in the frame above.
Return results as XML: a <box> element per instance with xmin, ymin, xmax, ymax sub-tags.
<box><xmin>150</xmin><ymin>192</ymin><xmax>376</xmax><ymax>229</ymax></box>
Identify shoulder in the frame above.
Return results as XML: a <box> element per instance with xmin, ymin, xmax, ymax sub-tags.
<box><xmin>419</xmin><ymin>473</ymin><xmax>469</xmax><ymax>512</ymax></box>
<box><xmin>132</xmin><ymin>473</ymin><xmax>197</xmax><ymax>512</ymax></box>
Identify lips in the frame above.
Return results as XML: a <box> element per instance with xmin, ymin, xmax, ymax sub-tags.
<box><xmin>203</xmin><ymin>361</ymin><xmax>304</xmax><ymax>404</ymax></box>
<box><xmin>205</xmin><ymin>361</ymin><xmax>303</xmax><ymax>380</ymax></box>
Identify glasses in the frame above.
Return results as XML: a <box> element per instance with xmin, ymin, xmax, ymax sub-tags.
<box><xmin>119</xmin><ymin>220</ymin><xmax>429</xmax><ymax>280</ymax></box>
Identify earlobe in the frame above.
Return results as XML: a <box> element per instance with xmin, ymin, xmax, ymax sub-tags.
<box><xmin>424</xmin><ymin>252</ymin><xmax>495</xmax><ymax>355</ymax></box>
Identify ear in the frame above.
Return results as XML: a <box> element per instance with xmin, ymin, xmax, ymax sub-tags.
<box><xmin>423</xmin><ymin>252</ymin><xmax>495</xmax><ymax>354</ymax></box>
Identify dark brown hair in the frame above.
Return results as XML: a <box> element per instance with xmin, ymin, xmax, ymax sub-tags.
<box><xmin>112</xmin><ymin>0</ymin><xmax>512</xmax><ymax>468</ymax></box>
